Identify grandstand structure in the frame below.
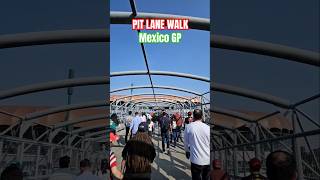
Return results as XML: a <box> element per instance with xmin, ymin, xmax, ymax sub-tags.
<box><xmin>0</xmin><ymin>0</ymin><xmax>319</xmax><ymax>179</ymax></box>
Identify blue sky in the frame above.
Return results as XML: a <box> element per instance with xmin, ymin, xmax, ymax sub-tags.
<box><xmin>110</xmin><ymin>0</ymin><xmax>210</xmax><ymax>100</ymax></box>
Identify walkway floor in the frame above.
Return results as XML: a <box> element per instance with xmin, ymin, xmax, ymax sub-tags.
<box><xmin>112</xmin><ymin>125</ymin><xmax>192</xmax><ymax>180</ymax></box>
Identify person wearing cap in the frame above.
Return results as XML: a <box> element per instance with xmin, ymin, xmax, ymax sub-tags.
<box><xmin>121</xmin><ymin>126</ymin><xmax>156</xmax><ymax>180</ymax></box>
<box><xmin>108</xmin><ymin>132</ymin><xmax>123</xmax><ymax>180</ymax></box>
<box><xmin>210</xmin><ymin>160</ymin><xmax>229</xmax><ymax>180</ymax></box>
<box><xmin>184</xmin><ymin>109</ymin><xmax>210</xmax><ymax>180</ymax></box>
<box><xmin>49</xmin><ymin>155</ymin><xmax>76</xmax><ymax>180</ymax></box>
<box><xmin>242</xmin><ymin>158</ymin><xmax>266</xmax><ymax>180</ymax></box>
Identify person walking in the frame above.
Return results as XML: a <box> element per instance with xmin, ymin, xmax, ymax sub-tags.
<box><xmin>184</xmin><ymin>109</ymin><xmax>210</xmax><ymax>180</ymax></box>
<box><xmin>75</xmin><ymin>159</ymin><xmax>101</xmax><ymax>180</ymax></box>
<box><xmin>159</xmin><ymin>111</ymin><xmax>171</xmax><ymax>153</ymax></box>
<box><xmin>124</xmin><ymin>111</ymin><xmax>133</xmax><ymax>143</ymax></box>
<box><xmin>110</xmin><ymin>113</ymin><xmax>119</xmax><ymax>135</ymax></box>
<box><xmin>171</xmin><ymin>114</ymin><xmax>179</xmax><ymax>147</ymax></box>
<box><xmin>107</xmin><ymin>132</ymin><xmax>123</xmax><ymax>180</ymax></box>
<box><xmin>266</xmin><ymin>151</ymin><xmax>297</xmax><ymax>180</ymax></box>
<box><xmin>184</xmin><ymin>111</ymin><xmax>193</xmax><ymax>129</ymax></box>
<box><xmin>49</xmin><ymin>156</ymin><xmax>76</xmax><ymax>180</ymax></box>
<box><xmin>148</xmin><ymin>119</ymin><xmax>154</xmax><ymax>137</ymax></box>
<box><xmin>121</xmin><ymin>124</ymin><xmax>156</xmax><ymax>180</ymax></box>
<box><xmin>242</xmin><ymin>158</ymin><xmax>266</xmax><ymax>180</ymax></box>
<box><xmin>129</xmin><ymin>112</ymin><xmax>142</xmax><ymax>138</ymax></box>
<box><xmin>210</xmin><ymin>160</ymin><xmax>229</xmax><ymax>180</ymax></box>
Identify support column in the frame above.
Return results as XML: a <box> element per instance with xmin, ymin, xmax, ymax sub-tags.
<box><xmin>255</xmin><ymin>123</ymin><xmax>261</xmax><ymax>159</ymax></box>
<box><xmin>35</xmin><ymin>145</ymin><xmax>41</xmax><ymax>179</ymax></box>
<box><xmin>16</xmin><ymin>142</ymin><xmax>25</xmax><ymax>165</ymax></box>
<box><xmin>292</xmin><ymin>111</ymin><xmax>304</xmax><ymax>180</ymax></box>
<box><xmin>0</xmin><ymin>140</ymin><xmax>3</xmax><ymax>163</ymax></box>
<box><xmin>48</xmin><ymin>146</ymin><xmax>53</xmax><ymax>174</ymax></box>
<box><xmin>233</xmin><ymin>130</ymin><xmax>238</xmax><ymax>177</ymax></box>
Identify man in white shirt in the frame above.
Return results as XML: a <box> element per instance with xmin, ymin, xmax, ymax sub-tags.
<box><xmin>184</xmin><ymin>109</ymin><xmax>210</xmax><ymax>180</ymax></box>
<box><xmin>75</xmin><ymin>159</ymin><xmax>101</xmax><ymax>180</ymax></box>
<box><xmin>49</xmin><ymin>156</ymin><xmax>76</xmax><ymax>180</ymax></box>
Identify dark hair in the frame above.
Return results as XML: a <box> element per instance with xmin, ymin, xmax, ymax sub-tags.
<box><xmin>193</xmin><ymin>109</ymin><xmax>202</xmax><ymax>120</ymax></box>
<box><xmin>0</xmin><ymin>164</ymin><xmax>23</xmax><ymax>180</ymax></box>
<box><xmin>138</xmin><ymin>122</ymin><xmax>147</xmax><ymax>132</ymax></box>
<box><xmin>80</xmin><ymin>159</ymin><xmax>91</xmax><ymax>168</ymax></box>
<box><xmin>135</xmin><ymin>112</ymin><xmax>139</xmax><ymax>115</ymax></box>
<box><xmin>266</xmin><ymin>150</ymin><xmax>296</xmax><ymax>180</ymax></box>
<box><xmin>128</xmin><ymin>111</ymin><xmax>132</xmax><ymax>115</ymax></box>
<box><xmin>249</xmin><ymin>158</ymin><xmax>261</xmax><ymax>172</ymax></box>
<box><xmin>111</xmin><ymin>113</ymin><xmax>117</xmax><ymax>119</ymax></box>
<box><xmin>59</xmin><ymin>156</ymin><xmax>70</xmax><ymax>168</ymax></box>
<box><xmin>122</xmin><ymin>133</ymin><xmax>156</xmax><ymax>174</ymax></box>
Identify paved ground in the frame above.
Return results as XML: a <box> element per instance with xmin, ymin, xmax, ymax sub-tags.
<box><xmin>112</xmin><ymin>124</ymin><xmax>192</xmax><ymax>180</ymax></box>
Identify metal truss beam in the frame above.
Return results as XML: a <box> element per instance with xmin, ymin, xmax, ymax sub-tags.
<box><xmin>53</xmin><ymin>114</ymin><xmax>107</xmax><ymax>129</ymax></box>
<box><xmin>110</xmin><ymin>93</ymin><xmax>198</xmax><ymax>106</ymax></box>
<box><xmin>71</xmin><ymin>124</ymin><xmax>107</xmax><ymax>135</ymax></box>
<box><xmin>111</xmin><ymin>85</ymin><xmax>202</xmax><ymax>96</ymax></box>
<box><xmin>0</xmin><ymin>77</ymin><xmax>109</xmax><ymax>100</ymax></box>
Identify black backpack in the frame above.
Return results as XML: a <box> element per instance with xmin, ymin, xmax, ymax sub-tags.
<box><xmin>161</xmin><ymin>117</ymin><xmax>170</xmax><ymax>132</ymax></box>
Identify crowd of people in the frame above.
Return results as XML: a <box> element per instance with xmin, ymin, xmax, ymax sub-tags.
<box><xmin>106</xmin><ymin>109</ymin><xmax>211</xmax><ymax>180</ymax></box>
<box><xmin>210</xmin><ymin>151</ymin><xmax>298</xmax><ymax>180</ymax></box>
<box><xmin>107</xmin><ymin>109</ymin><xmax>300</xmax><ymax>180</ymax></box>
<box><xmin>0</xmin><ymin>109</ymin><xmax>300</xmax><ymax>180</ymax></box>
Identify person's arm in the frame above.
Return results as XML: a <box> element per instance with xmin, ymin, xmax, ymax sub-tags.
<box><xmin>111</xmin><ymin>166</ymin><xmax>123</xmax><ymax>179</ymax></box>
<box><xmin>129</xmin><ymin>118</ymin><xmax>133</xmax><ymax>129</ymax></box>
<box><xmin>184</xmin><ymin>126</ymin><xmax>189</xmax><ymax>152</ymax></box>
<box><xmin>121</xmin><ymin>160</ymin><xmax>126</xmax><ymax>172</ymax></box>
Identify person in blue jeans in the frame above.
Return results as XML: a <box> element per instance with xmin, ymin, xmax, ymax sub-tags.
<box><xmin>159</xmin><ymin>112</ymin><xmax>171</xmax><ymax>153</ymax></box>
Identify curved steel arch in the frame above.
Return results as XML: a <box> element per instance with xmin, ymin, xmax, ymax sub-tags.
<box><xmin>71</xmin><ymin>124</ymin><xmax>107</xmax><ymax>135</ymax></box>
<box><xmin>0</xmin><ymin>77</ymin><xmax>109</xmax><ymax>100</ymax></box>
<box><xmin>110</xmin><ymin>93</ymin><xmax>198</xmax><ymax>105</ymax></box>
<box><xmin>85</xmin><ymin>130</ymin><xmax>107</xmax><ymax>138</ymax></box>
<box><xmin>211</xmin><ymin>83</ymin><xmax>291</xmax><ymax>108</ymax></box>
<box><xmin>133</xmin><ymin>101</ymin><xmax>181</xmax><ymax>108</ymax></box>
<box><xmin>211</xmin><ymin>35</ymin><xmax>320</xmax><ymax>67</ymax></box>
<box><xmin>110</xmin><ymin>11</ymin><xmax>209</xmax><ymax>31</ymax></box>
<box><xmin>121</xmin><ymin>97</ymin><xmax>193</xmax><ymax>104</ymax></box>
<box><xmin>111</xmin><ymin>85</ymin><xmax>202</xmax><ymax>96</ymax></box>
<box><xmin>0</xmin><ymin>29</ymin><xmax>109</xmax><ymax>49</ymax></box>
<box><xmin>53</xmin><ymin>114</ymin><xmax>107</xmax><ymax>129</ymax></box>
<box><xmin>0</xmin><ymin>30</ymin><xmax>317</xmax><ymax>67</ymax></box>
<box><xmin>211</xmin><ymin>107</ymin><xmax>254</xmax><ymax>123</ymax></box>
<box><xmin>24</xmin><ymin>100</ymin><xmax>108</xmax><ymax>123</ymax></box>
<box><xmin>110</xmin><ymin>11</ymin><xmax>319</xmax><ymax>66</ymax></box>
<box><xmin>111</xmin><ymin>84</ymin><xmax>290</xmax><ymax>108</ymax></box>
<box><xmin>111</xmin><ymin>70</ymin><xmax>210</xmax><ymax>83</ymax></box>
